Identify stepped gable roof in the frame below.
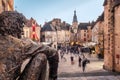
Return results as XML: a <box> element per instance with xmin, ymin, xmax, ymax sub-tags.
<box><xmin>113</xmin><ymin>0</ymin><xmax>120</xmax><ymax>7</ymax></box>
<box><xmin>25</xmin><ymin>18</ymin><xmax>32</xmax><ymax>27</ymax></box>
<box><xmin>103</xmin><ymin>0</ymin><xmax>113</xmax><ymax>6</ymax></box>
<box><xmin>103</xmin><ymin>0</ymin><xmax>107</xmax><ymax>6</ymax></box>
<box><xmin>103</xmin><ymin>0</ymin><xmax>120</xmax><ymax>7</ymax></box>
<box><xmin>41</xmin><ymin>21</ymin><xmax>54</xmax><ymax>32</ymax></box>
<box><xmin>26</xmin><ymin>17</ymin><xmax>40</xmax><ymax>27</ymax></box>
<box><xmin>61</xmin><ymin>21</ymin><xmax>71</xmax><ymax>30</ymax></box>
<box><xmin>91</xmin><ymin>21</ymin><xmax>96</xmax><ymax>29</ymax></box>
<box><xmin>51</xmin><ymin>18</ymin><xmax>61</xmax><ymax>31</ymax></box>
<box><xmin>78</xmin><ymin>23</ymin><xmax>91</xmax><ymax>30</ymax></box>
<box><xmin>92</xmin><ymin>12</ymin><xmax>104</xmax><ymax>29</ymax></box>
<box><xmin>96</xmin><ymin>12</ymin><xmax>104</xmax><ymax>22</ymax></box>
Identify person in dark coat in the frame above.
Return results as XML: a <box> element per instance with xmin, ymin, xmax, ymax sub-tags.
<box><xmin>70</xmin><ymin>55</ymin><xmax>74</xmax><ymax>65</ymax></box>
<box><xmin>81</xmin><ymin>58</ymin><xmax>90</xmax><ymax>72</ymax></box>
<box><xmin>78</xmin><ymin>56</ymin><xmax>82</xmax><ymax>67</ymax></box>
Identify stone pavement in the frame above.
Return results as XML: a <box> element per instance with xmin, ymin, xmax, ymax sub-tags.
<box><xmin>58</xmin><ymin>52</ymin><xmax>120</xmax><ymax>80</ymax></box>
<box><xmin>58</xmin><ymin>76</ymin><xmax>120</xmax><ymax>80</ymax></box>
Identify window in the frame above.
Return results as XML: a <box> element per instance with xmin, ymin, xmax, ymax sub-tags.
<box><xmin>84</xmin><ymin>38</ymin><xmax>86</xmax><ymax>41</ymax></box>
<box><xmin>108</xmin><ymin>43</ymin><xmax>110</xmax><ymax>46</ymax></box>
<box><xmin>108</xmin><ymin>51</ymin><xmax>110</xmax><ymax>53</ymax></box>
<box><xmin>26</xmin><ymin>31</ymin><xmax>29</xmax><ymax>37</ymax></box>
<box><xmin>84</xmin><ymin>33</ymin><xmax>86</xmax><ymax>36</ymax></box>
<box><xmin>87</xmin><ymin>35</ymin><xmax>89</xmax><ymax>38</ymax></box>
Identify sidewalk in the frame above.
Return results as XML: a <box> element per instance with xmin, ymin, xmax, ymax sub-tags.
<box><xmin>58</xmin><ymin>53</ymin><xmax>104</xmax><ymax>74</ymax></box>
<box><xmin>58</xmin><ymin>52</ymin><xmax>120</xmax><ymax>80</ymax></box>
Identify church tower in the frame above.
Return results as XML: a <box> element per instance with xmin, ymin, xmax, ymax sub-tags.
<box><xmin>73</xmin><ymin>10</ymin><xmax>78</xmax><ymax>23</ymax></box>
<box><xmin>72</xmin><ymin>10</ymin><xmax>78</xmax><ymax>33</ymax></box>
<box><xmin>70</xmin><ymin>10</ymin><xmax>79</xmax><ymax>44</ymax></box>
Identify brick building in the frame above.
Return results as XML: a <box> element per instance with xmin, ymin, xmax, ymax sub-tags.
<box><xmin>78</xmin><ymin>23</ymin><xmax>92</xmax><ymax>45</ymax></box>
<box><xmin>92</xmin><ymin>13</ymin><xmax>104</xmax><ymax>55</ymax></box>
<box><xmin>103</xmin><ymin>0</ymin><xmax>120</xmax><ymax>72</ymax></box>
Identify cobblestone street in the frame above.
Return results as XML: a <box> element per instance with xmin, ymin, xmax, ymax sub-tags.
<box><xmin>58</xmin><ymin>52</ymin><xmax>120</xmax><ymax>80</ymax></box>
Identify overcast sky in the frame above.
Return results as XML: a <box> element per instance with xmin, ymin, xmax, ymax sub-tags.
<box><xmin>14</xmin><ymin>0</ymin><xmax>104</xmax><ymax>26</ymax></box>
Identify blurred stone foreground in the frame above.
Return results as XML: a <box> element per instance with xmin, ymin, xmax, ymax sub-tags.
<box><xmin>21</xmin><ymin>58</ymin><xmax>49</xmax><ymax>80</ymax></box>
<box><xmin>0</xmin><ymin>11</ymin><xmax>59</xmax><ymax>80</ymax></box>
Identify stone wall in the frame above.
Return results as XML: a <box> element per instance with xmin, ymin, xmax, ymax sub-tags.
<box><xmin>103</xmin><ymin>0</ymin><xmax>113</xmax><ymax>71</ymax></box>
<box><xmin>104</xmin><ymin>0</ymin><xmax>120</xmax><ymax>72</ymax></box>
<box><xmin>114</xmin><ymin>5</ymin><xmax>120</xmax><ymax>71</ymax></box>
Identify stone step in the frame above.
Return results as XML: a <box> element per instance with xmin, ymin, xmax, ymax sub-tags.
<box><xmin>58</xmin><ymin>76</ymin><xmax>120</xmax><ymax>80</ymax></box>
<box><xmin>58</xmin><ymin>77</ymin><xmax>81</xmax><ymax>80</ymax></box>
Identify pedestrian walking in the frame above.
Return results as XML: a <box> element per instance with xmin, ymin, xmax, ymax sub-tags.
<box><xmin>81</xmin><ymin>58</ymin><xmax>90</xmax><ymax>72</ymax></box>
<box><xmin>78</xmin><ymin>47</ymin><xmax>81</xmax><ymax>54</ymax></box>
<box><xmin>78</xmin><ymin>56</ymin><xmax>82</xmax><ymax>67</ymax></box>
<box><xmin>82</xmin><ymin>54</ymin><xmax>85</xmax><ymax>59</ymax></box>
<box><xmin>60</xmin><ymin>50</ymin><xmax>64</xmax><ymax>59</ymax></box>
<box><xmin>70</xmin><ymin>55</ymin><xmax>74</xmax><ymax>65</ymax></box>
<box><xmin>60</xmin><ymin>50</ymin><xmax>67</xmax><ymax>62</ymax></box>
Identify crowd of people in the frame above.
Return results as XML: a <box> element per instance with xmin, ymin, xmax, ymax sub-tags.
<box><xmin>58</xmin><ymin>45</ymin><xmax>91</xmax><ymax>72</ymax></box>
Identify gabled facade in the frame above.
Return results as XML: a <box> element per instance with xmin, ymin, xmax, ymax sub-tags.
<box><xmin>92</xmin><ymin>13</ymin><xmax>104</xmax><ymax>45</ymax></box>
<box><xmin>41</xmin><ymin>20</ymin><xmax>58</xmax><ymax>49</ymax></box>
<box><xmin>23</xmin><ymin>18</ymin><xmax>41</xmax><ymax>42</ymax></box>
<box><xmin>92</xmin><ymin>12</ymin><xmax>104</xmax><ymax>56</ymax></box>
<box><xmin>78</xmin><ymin>23</ymin><xmax>92</xmax><ymax>45</ymax></box>
<box><xmin>41</xmin><ymin>18</ymin><xmax>71</xmax><ymax>48</ymax></box>
<box><xmin>92</xmin><ymin>23</ymin><xmax>99</xmax><ymax>44</ymax></box>
<box><xmin>60</xmin><ymin>21</ymin><xmax>71</xmax><ymax>46</ymax></box>
<box><xmin>41</xmin><ymin>21</ymin><xmax>57</xmax><ymax>43</ymax></box>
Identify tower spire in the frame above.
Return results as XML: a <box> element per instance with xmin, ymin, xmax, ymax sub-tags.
<box><xmin>73</xmin><ymin>10</ymin><xmax>78</xmax><ymax>23</ymax></box>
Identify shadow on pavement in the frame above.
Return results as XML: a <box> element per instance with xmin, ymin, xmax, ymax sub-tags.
<box><xmin>58</xmin><ymin>71</ymin><xmax>120</xmax><ymax>77</ymax></box>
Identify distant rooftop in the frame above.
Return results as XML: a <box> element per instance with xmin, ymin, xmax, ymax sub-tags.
<box><xmin>78</xmin><ymin>23</ymin><xmax>91</xmax><ymax>30</ymax></box>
